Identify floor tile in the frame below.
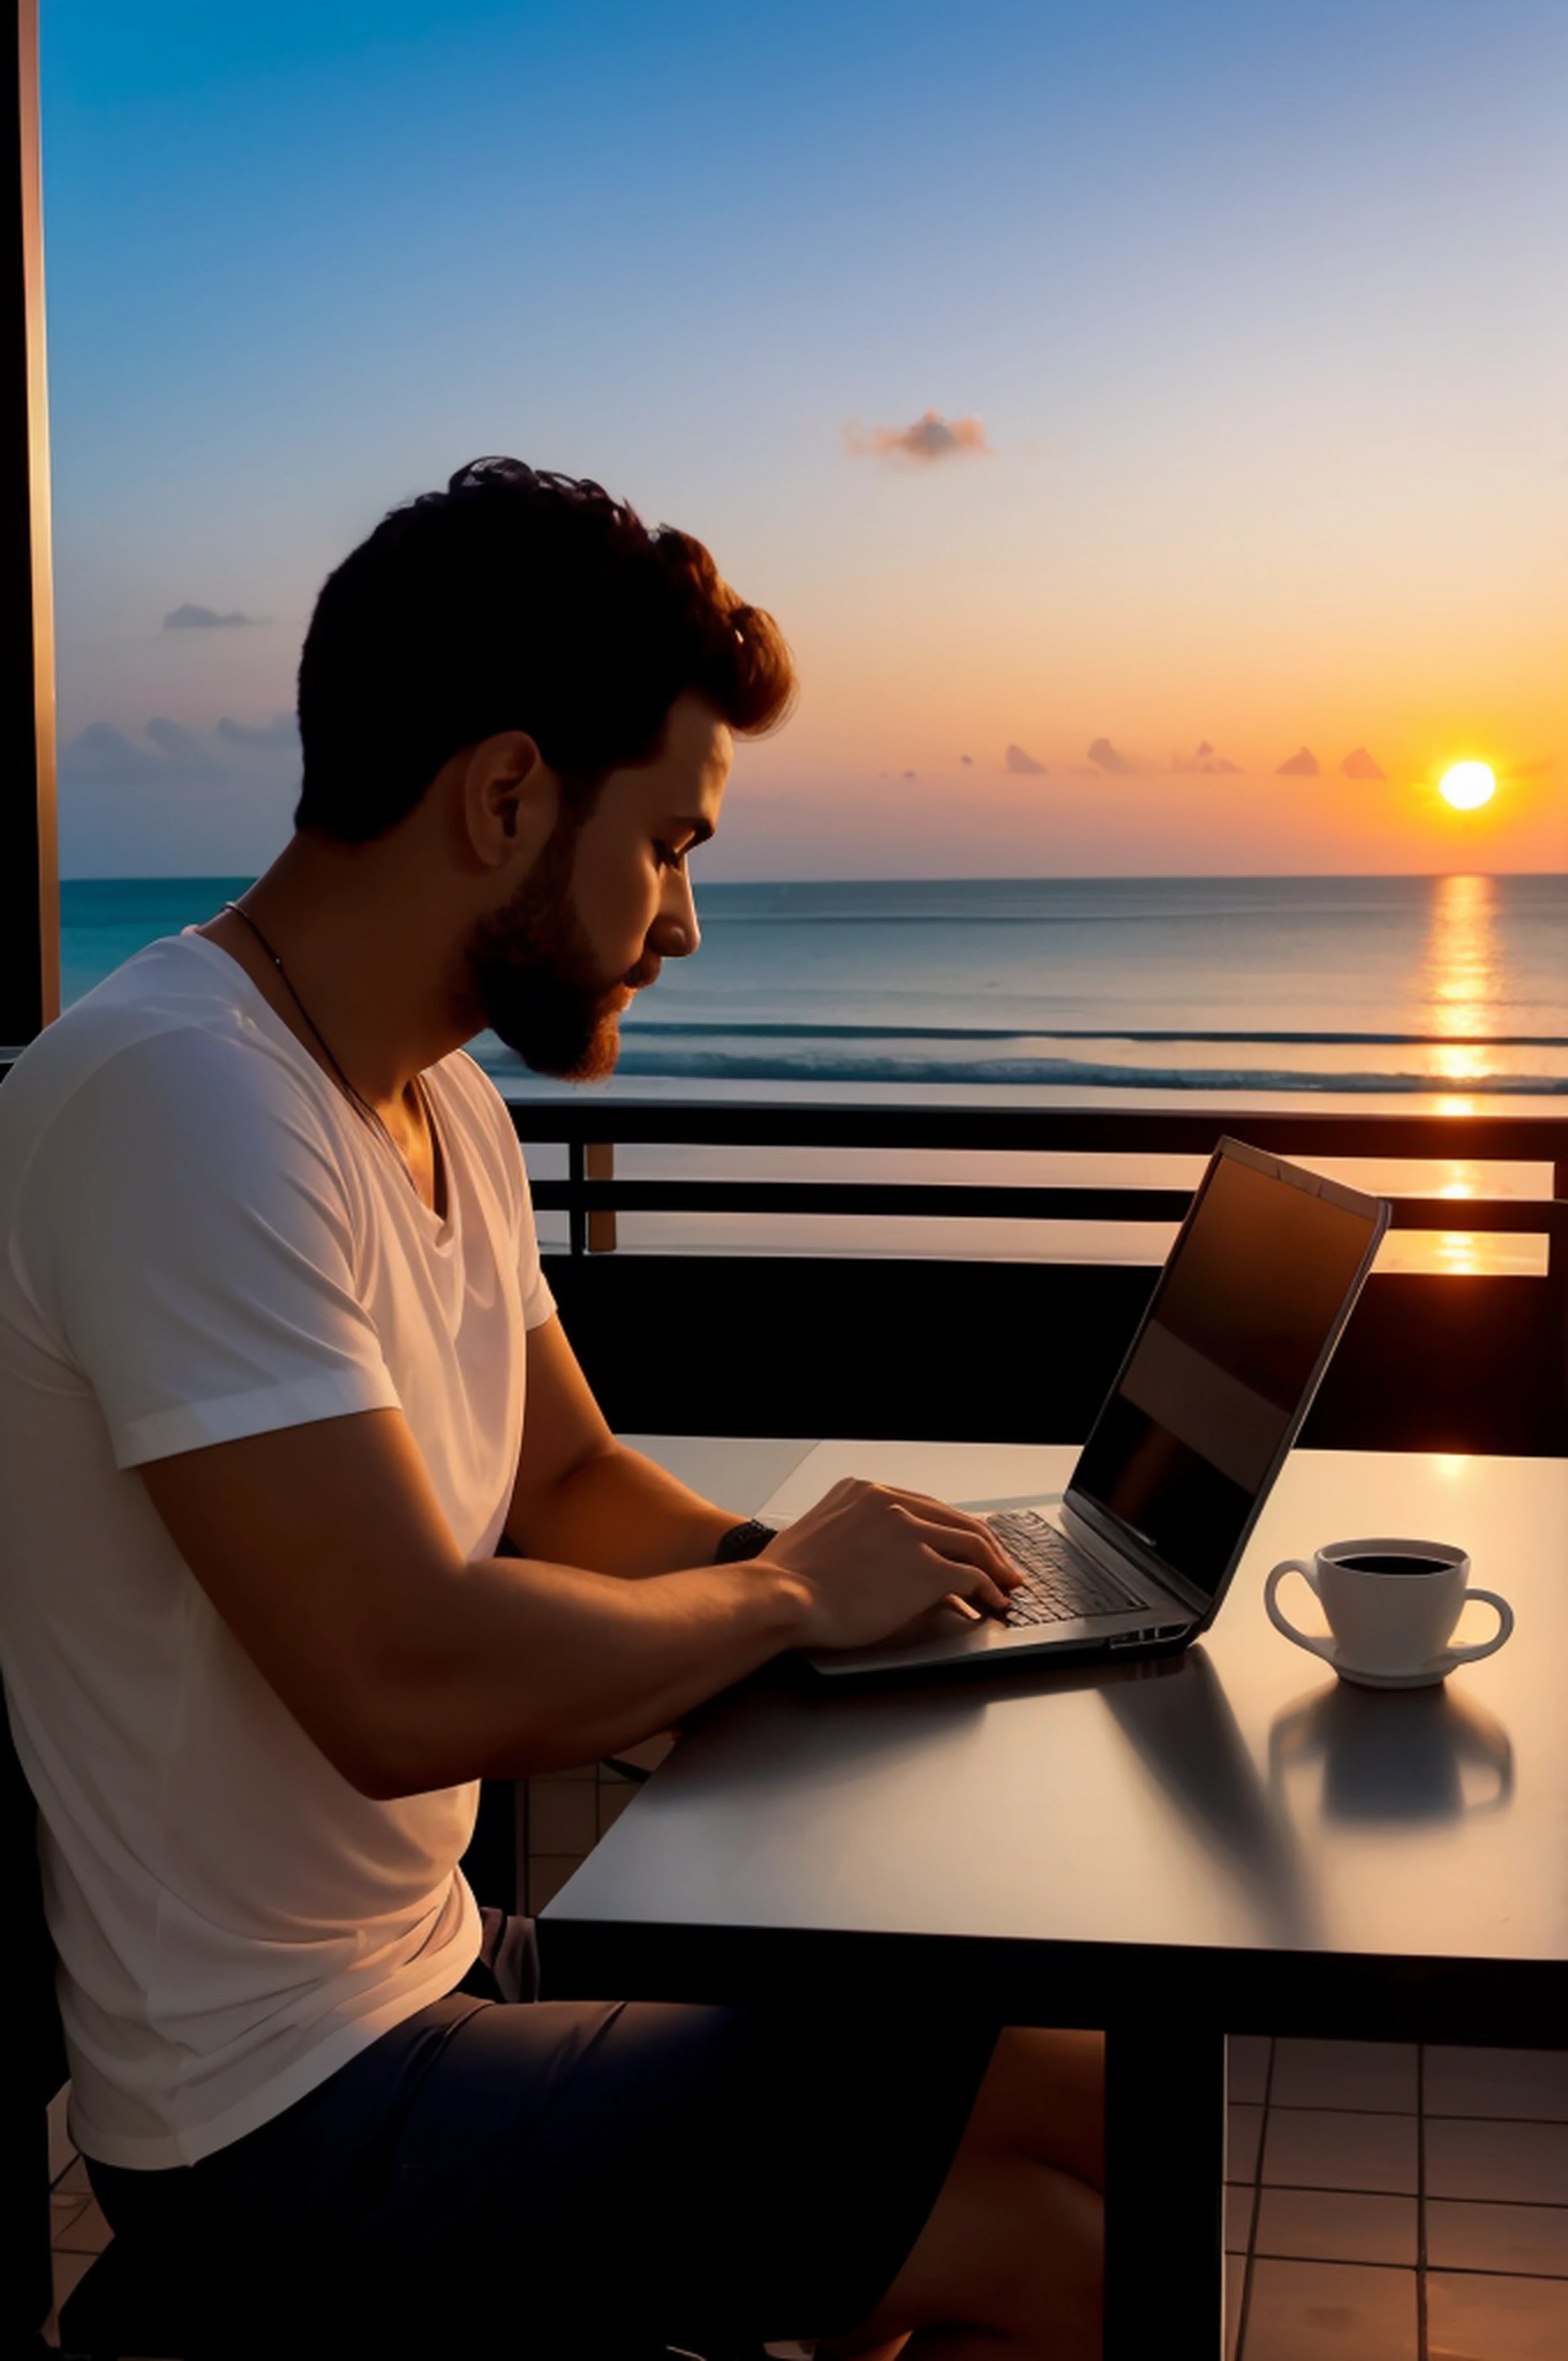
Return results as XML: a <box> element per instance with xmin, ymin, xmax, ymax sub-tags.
<box><xmin>527</xmin><ymin>1778</ymin><xmax>599</xmax><ymax>1853</ymax></box>
<box><xmin>1426</xmin><ymin>2118</ymin><xmax>1568</xmax><ymax>2207</ymax></box>
<box><xmin>1241</xmin><ymin>2258</ymin><xmax>1416</xmax><ymax>2360</ymax></box>
<box><xmin>1228</xmin><ymin>2103</ymin><xmax>1264</xmax><ymax>2182</ymax></box>
<box><xmin>1426</xmin><ymin>2269</ymin><xmax>1568</xmax><ymax>2361</ymax></box>
<box><xmin>526</xmin><ymin>1853</ymin><xmax>587</xmax><ymax>1913</ymax></box>
<box><xmin>1254</xmin><ymin>2187</ymin><xmax>1416</xmax><ymax>2267</ymax></box>
<box><xmin>1262</xmin><ymin>2107</ymin><xmax>1419</xmax><ymax>2195</ymax></box>
<box><xmin>602</xmin><ymin>1732</ymin><xmax>676</xmax><ymax>1774</ymax></box>
<box><xmin>52</xmin><ymin>2194</ymin><xmax>112</xmax><ymax>2254</ymax></box>
<box><xmin>1228</xmin><ymin>2036</ymin><xmax>1272</xmax><ymax>2105</ymax></box>
<box><xmin>1227</xmin><ymin>2183</ymin><xmax>1255</xmax><ymax>2254</ymax></box>
<box><xmin>50</xmin><ymin>2191</ymin><xmax>88</xmax><ymax>2237</ymax></box>
<box><xmin>1269</xmin><ymin>2039</ymin><xmax>1418</xmax><ymax>2114</ymax></box>
<box><xmin>1226</xmin><ymin>2258</ymin><xmax>1243</xmax><ymax>2360</ymax></box>
<box><xmin>597</xmin><ymin>1782</ymin><xmax>635</xmax><ymax>1831</ymax></box>
<box><xmin>1426</xmin><ymin>2046</ymin><xmax>1568</xmax><ymax>2124</ymax></box>
<box><xmin>1427</xmin><ymin>2198</ymin><xmax>1568</xmax><ymax>2279</ymax></box>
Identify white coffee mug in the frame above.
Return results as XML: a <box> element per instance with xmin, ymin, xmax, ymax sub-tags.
<box><xmin>1265</xmin><ymin>1537</ymin><xmax>1513</xmax><ymax>1688</ymax></box>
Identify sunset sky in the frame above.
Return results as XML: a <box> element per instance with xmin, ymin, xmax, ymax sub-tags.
<box><xmin>39</xmin><ymin>0</ymin><xmax>1568</xmax><ymax>877</ymax></box>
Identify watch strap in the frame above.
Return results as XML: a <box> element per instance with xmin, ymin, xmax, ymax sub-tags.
<box><xmin>713</xmin><ymin>1517</ymin><xmax>777</xmax><ymax>1564</ymax></box>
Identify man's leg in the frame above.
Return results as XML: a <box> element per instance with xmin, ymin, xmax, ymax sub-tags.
<box><xmin>818</xmin><ymin>2028</ymin><xmax>1105</xmax><ymax>2361</ymax></box>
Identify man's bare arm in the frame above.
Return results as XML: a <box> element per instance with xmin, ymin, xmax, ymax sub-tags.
<box><xmin>140</xmin><ymin>1406</ymin><xmax>1019</xmax><ymax>1799</ymax></box>
<box><xmin>504</xmin><ymin>1314</ymin><xmax>740</xmax><ymax>1575</ymax></box>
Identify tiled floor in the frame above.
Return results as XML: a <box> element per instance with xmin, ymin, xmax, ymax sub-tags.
<box><xmin>522</xmin><ymin>1744</ymin><xmax>662</xmax><ymax>1913</ymax></box>
<box><xmin>1225</xmin><ymin>2036</ymin><xmax>1568</xmax><ymax>2359</ymax></box>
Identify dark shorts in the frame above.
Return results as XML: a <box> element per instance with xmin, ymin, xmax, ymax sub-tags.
<box><xmin>91</xmin><ymin>1912</ymin><xmax>1001</xmax><ymax>2357</ymax></box>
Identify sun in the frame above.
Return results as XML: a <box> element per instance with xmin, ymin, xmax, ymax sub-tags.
<box><xmin>1439</xmin><ymin>761</ymin><xmax>1496</xmax><ymax>812</ymax></box>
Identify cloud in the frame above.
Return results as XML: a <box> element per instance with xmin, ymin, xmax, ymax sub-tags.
<box><xmin>218</xmin><ymin>712</ymin><xmax>298</xmax><ymax>751</ymax></box>
<box><xmin>1172</xmin><ymin>740</ymin><xmax>1242</xmax><ymax>775</ymax></box>
<box><xmin>1275</xmin><ymin>745</ymin><xmax>1320</xmax><ymax>776</ymax></box>
<box><xmin>1005</xmin><ymin>742</ymin><xmax>1048</xmax><ymax>775</ymax></box>
<box><xmin>163</xmin><ymin>602</ymin><xmax>264</xmax><ymax>629</ymax></box>
<box><xmin>1088</xmin><ymin>737</ymin><xmax>1137</xmax><ymax>774</ymax></box>
<box><xmin>843</xmin><ymin>409</ymin><xmax>992</xmax><ymax>465</ymax></box>
<box><xmin>1340</xmin><ymin>746</ymin><xmax>1386</xmax><ymax>780</ymax></box>
<box><xmin>63</xmin><ymin>722</ymin><xmax>167</xmax><ymax>782</ymax></box>
<box><xmin>57</xmin><ymin>711</ymin><xmax>304</xmax><ymax>874</ymax></box>
<box><xmin>61</xmin><ymin>713</ymin><xmax>300</xmax><ymax>795</ymax></box>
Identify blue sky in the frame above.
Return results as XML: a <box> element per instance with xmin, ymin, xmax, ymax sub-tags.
<box><xmin>40</xmin><ymin>0</ymin><xmax>1568</xmax><ymax>875</ymax></box>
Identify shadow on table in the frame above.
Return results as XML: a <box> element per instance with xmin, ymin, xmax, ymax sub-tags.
<box><xmin>1269</xmin><ymin>1678</ymin><xmax>1514</xmax><ymax>1823</ymax></box>
<box><xmin>687</xmin><ymin>1645</ymin><xmax>1317</xmax><ymax>1946</ymax></box>
<box><xmin>1096</xmin><ymin>1647</ymin><xmax>1317</xmax><ymax>1948</ymax></box>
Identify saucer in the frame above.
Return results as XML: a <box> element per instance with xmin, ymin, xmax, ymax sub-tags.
<box><xmin>1328</xmin><ymin>1644</ymin><xmax>1452</xmax><ymax>1690</ymax></box>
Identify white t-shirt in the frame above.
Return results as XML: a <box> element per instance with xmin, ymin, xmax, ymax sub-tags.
<box><xmin>0</xmin><ymin>931</ymin><xmax>556</xmax><ymax>2168</ymax></box>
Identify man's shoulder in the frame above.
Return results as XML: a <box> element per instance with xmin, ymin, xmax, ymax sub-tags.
<box><xmin>0</xmin><ymin>936</ymin><xmax>330</xmax><ymax>1198</ymax></box>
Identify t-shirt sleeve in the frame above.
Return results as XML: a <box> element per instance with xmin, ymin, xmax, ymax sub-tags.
<box><xmin>16</xmin><ymin>1028</ymin><xmax>402</xmax><ymax>1470</ymax></box>
<box><xmin>514</xmin><ymin>1148</ymin><xmax>557</xmax><ymax>1333</ymax></box>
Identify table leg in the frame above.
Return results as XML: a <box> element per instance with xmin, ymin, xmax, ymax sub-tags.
<box><xmin>1103</xmin><ymin>2023</ymin><xmax>1227</xmax><ymax>2360</ymax></box>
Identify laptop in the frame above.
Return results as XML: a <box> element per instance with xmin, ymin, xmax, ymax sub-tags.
<box><xmin>806</xmin><ymin>1135</ymin><xmax>1389</xmax><ymax>1679</ymax></box>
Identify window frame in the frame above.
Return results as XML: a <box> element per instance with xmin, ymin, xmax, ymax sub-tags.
<box><xmin>2</xmin><ymin>0</ymin><xmax>60</xmax><ymax>1053</ymax></box>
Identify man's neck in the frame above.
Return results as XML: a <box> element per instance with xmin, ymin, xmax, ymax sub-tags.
<box><xmin>195</xmin><ymin>832</ymin><xmax>477</xmax><ymax>1120</ymax></box>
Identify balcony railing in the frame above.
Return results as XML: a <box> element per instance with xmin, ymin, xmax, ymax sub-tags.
<box><xmin>506</xmin><ymin>1098</ymin><xmax>1567</xmax><ymax>1457</ymax></box>
<box><xmin>511</xmin><ymin>1099</ymin><xmax>1568</xmax><ymax>1266</ymax></box>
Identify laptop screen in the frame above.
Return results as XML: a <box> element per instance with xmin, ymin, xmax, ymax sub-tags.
<box><xmin>1069</xmin><ymin>1146</ymin><xmax>1383</xmax><ymax>1601</ymax></box>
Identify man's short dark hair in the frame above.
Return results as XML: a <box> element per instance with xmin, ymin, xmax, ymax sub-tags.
<box><xmin>295</xmin><ymin>458</ymin><xmax>797</xmax><ymax>841</ymax></box>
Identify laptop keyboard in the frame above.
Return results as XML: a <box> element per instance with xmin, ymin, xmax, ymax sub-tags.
<box><xmin>989</xmin><ymin>1510</ymin><xmax>1148</xmax><ymax>1626</ymax></box>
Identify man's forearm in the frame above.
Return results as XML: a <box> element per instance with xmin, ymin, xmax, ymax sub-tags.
<box><xmin>507</xmin><ymin>1439</ymin><xmax>742</xmax><ymax>1578</ymax></box>
<box><xmin>374</xmin><ymin>1548</ymin><xmax>807</xmax><ymax>1793</ymax></box>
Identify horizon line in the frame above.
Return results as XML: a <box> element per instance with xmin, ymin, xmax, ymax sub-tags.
<box><xmin>57</xmin><ymin>867</ymin><xmax>1568</xmax><ymax>888</ymax></box>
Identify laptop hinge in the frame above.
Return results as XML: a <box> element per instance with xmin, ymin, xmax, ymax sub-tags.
<box><xmin>1060</xmin><ymin>1494</ymin><xmax>1209</xmax><ymax>1617</ymax></box>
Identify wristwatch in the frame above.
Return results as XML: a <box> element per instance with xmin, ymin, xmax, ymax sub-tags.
<box><xmin>713</xmin><ymin>1518</ymin><xmax>777</xmax><ymax>1564</ymax></box>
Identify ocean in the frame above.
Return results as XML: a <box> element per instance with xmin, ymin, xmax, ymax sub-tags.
<box><xmin>61</xmin><ymin>872</ymin><xmax>1568</xmax><ymax>1104</ymax></box>
<box><xmin>59</xmin><ymin>873</ymin><xmax>1565</xmax><ymax>1274</ymax></box>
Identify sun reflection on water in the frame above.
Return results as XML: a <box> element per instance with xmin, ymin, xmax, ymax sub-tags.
<box><xmin>1412</xmin><ymin>877</ymin><xmax>1504</xmax><ymax>1273</ymax></box>
<box><xmin>1420</xmin><ymin>873</ymin><xmax>1503</xmax><ymax>1089</ymax></box>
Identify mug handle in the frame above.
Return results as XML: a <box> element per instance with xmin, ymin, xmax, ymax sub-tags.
<box><xmin>1438</xmin><ymin>1588</ymin><xmax>1514</xmax><ymax>1668</ymax></box>
<box><xmin>1265</xmin><ymin>1560</ymin><xmax>1336</xmax><ymax>1662</ymax></box>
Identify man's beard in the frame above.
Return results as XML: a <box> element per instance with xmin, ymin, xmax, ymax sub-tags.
<box><xmin>466</xmin><ymin>819</ymin><xmax>654</xmax><ymax>1081</ymax></box>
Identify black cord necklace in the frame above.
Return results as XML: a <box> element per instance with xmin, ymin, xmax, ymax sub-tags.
<box><xmin>221</xmin><ymin>900</ymin><xmax>430</xmax><ymax>1194</ymax></box>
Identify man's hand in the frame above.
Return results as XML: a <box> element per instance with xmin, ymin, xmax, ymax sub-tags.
<box><xmin>760</xmin><ymin>1478</ymin><xmax>1023</xmax><ymax>1653</ymax></box>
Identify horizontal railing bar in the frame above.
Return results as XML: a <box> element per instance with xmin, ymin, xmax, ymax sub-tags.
<box><xmin>529</xmin><ymin>1180</ymin><xmax>1566</xmax><ymax>1232</ymax></box>
<box><xmin>508</xmin><ymin>1099</ymin><xmax>1568</xmax><ymax>1160</ymax></box>
<box><xmin>531</xmin><ymin>1183</ymin><xmax>1196</xmax><ymax>1223</ymax></box>
<box><xmin>1385</xmin><ymin>1198</ymin><xmax>1567</xmax><ymax>1233</ymax></box>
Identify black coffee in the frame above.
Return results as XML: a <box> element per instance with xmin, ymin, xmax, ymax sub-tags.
<box><xmin>1334</xmin><ymin>1552</ymin><xmax>1452</xmax><ymax>1576</ymax></box>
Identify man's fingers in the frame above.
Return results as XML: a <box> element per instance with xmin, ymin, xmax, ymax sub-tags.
<box><xmin>921</xmin><ymin>1545</ymin><xmax>1013</xmax><ymax>1620</ymax></box>
<box><xmin>893</xmin><ymin>1499</ymin><xmax>1020</xmax><ymax>1589</ymax></box>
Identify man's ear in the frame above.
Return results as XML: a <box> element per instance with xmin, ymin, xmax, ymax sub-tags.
<box><xmin>462</xmin><ymin>731</ymin><xmax>559</xmax><ymax>872</ymax></box>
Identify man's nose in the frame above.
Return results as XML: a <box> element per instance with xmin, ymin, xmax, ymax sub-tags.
<box><xmin>651</xmin><ymin>865</ymin><xmax>700</xmax><ymax>959</ymax></box>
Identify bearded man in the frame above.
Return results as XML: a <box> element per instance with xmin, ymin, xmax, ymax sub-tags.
<box><xmin>0</xmin><ymin>460</ymin><xmax>1102</xmax><ymax>2361</ymax></box>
